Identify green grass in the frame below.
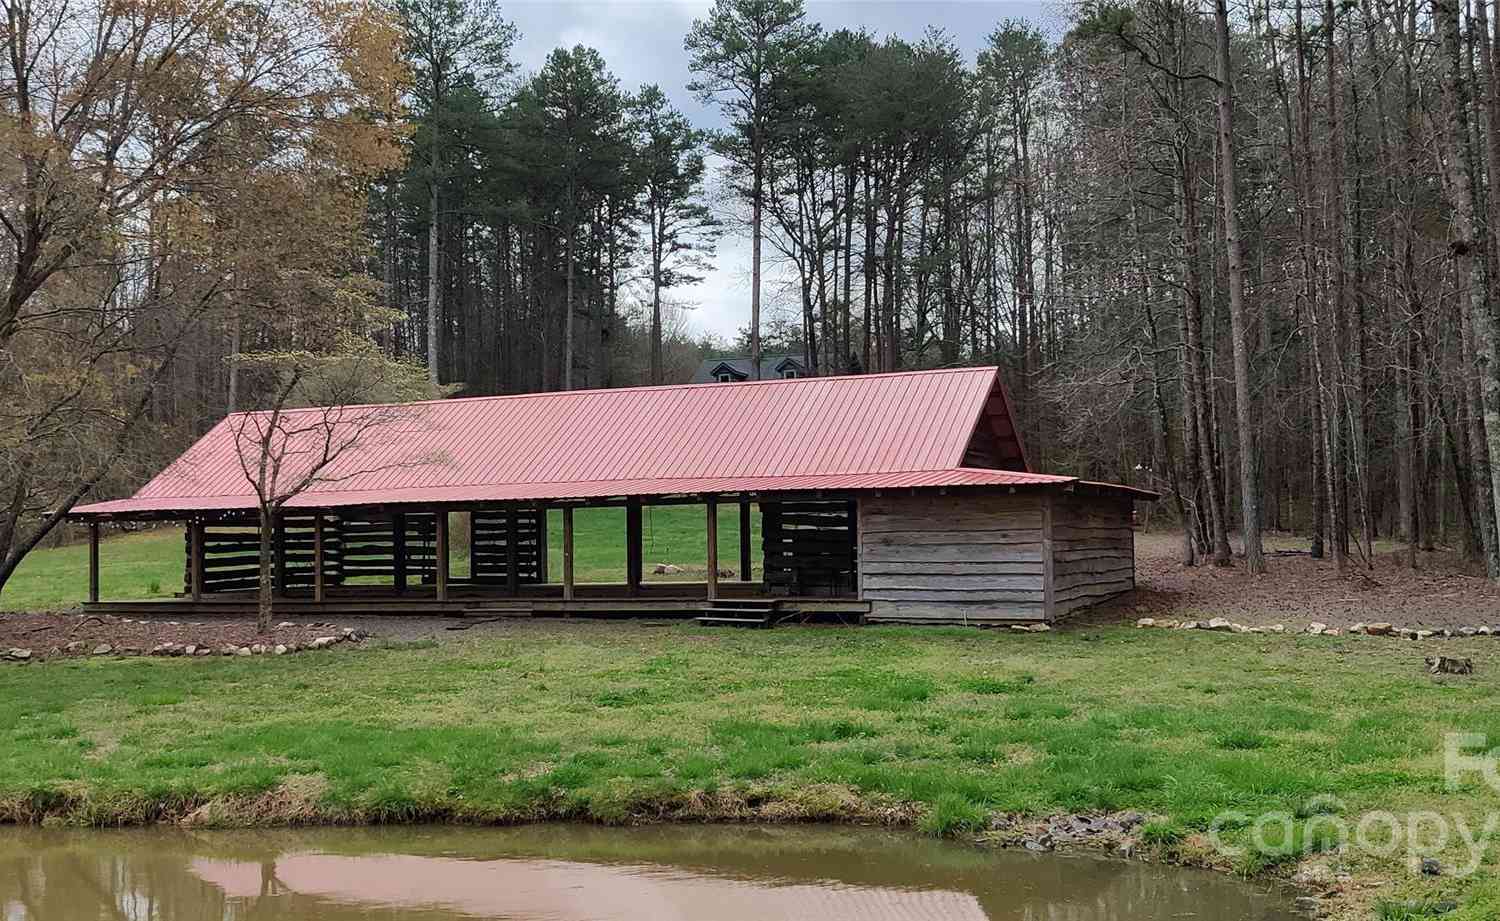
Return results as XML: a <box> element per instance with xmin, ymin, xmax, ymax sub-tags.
<box><xmin>543</xmin><ymin>505</ymin><xmax>762</xmax><ymax>583</ymax></box>
<box><xmin>0</xmin><ymin>624</ymin><xmax>1498</xmax><ymax>915</ymax></box>
<box><xmin>1</xmin><ymin>527</ymin><xmax>188</xmax><ymax>611</ymax></box>
<box><xmin>0</xmin><ymin>505</ymin><xmax>764</xmax><ymax>611</ymax></box>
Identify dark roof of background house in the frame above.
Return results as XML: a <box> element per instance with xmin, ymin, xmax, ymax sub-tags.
<box><xmin>690</xmin><ymin>355</ymin><xmax>810</xmax><ymax>383</ymax></box>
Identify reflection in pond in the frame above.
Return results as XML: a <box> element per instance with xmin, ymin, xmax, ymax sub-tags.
<box><xmin>0</xmin><ymin>823</ymin><xmax>1301</xmax><ymax>920</ymax></box>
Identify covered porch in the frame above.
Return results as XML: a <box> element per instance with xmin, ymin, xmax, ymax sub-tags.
<box><xmin>78</xmin><ymin>493</ymin><xmax>871</xmax><ymax>623</ymax></box>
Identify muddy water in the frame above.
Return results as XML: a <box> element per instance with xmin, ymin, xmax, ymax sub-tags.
<box><xmin>1</xmin><ymin>824</ymin><xmax>1301</xmax><ymax>920</ymax></box>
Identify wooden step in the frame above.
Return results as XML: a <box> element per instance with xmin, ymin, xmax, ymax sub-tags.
<box><xmin>696</xmin><ymin>597</ymin><xmax>775</xmax><ymax>627</ymax></box>
<box><xmin>703</xmin><ymin>599</ymin><xmax>778</xmax><ymax>610</ymax></box>
<box><xmin>695</xmin><ymin>613</ymin><xmax>773</xmax><ymax>628</ymax></box>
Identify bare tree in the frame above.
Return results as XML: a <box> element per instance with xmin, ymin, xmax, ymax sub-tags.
<box><xmin>229</xmin><ymin>346</ymin><xmax>436</xmax><ymax>632</ymax></box>
<box><xmin>0</xmin><ymin>0</ymin><xmax>405</xmax><ymax>596</ymax></box>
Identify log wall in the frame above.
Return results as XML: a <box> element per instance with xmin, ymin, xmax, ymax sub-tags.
<box><xmin>186</xmin><ymin>515</ymin><xmax>344</xmax><ymax>594</ymax></box>
<box><xmin>338</xmin><ymin>512</ymin><xmax>437</xmax><ymax>584</ymax></box>
<box><xmin>185</xmin><ymin>511</ymin><xmax>436</xmax><ymax>594</ymax></box>
<box><xmin>471</xmin><ymin>508</ymin><xmax>546</xmax><ymax>585</ymax></box>
<box><xmin>860</xmin><ymin>493</ymin><xmax>1048</xmax><ymax>623</ymax></box>
<box><xmin>859</xmin><ymin>491</ymin><xmax>1136</xmax><ymax>624</ymax></box>
<box><xmin>1050</xmin><ymin>494</ymin><xmax>1135</xmax><ymax>616</ymax></box>
<box><xmin>762</xmin><ymin>500</ymin><xmax>858</xmax><ymax>597</ymax></box>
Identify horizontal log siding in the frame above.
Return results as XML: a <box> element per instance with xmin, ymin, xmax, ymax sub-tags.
<box><xmin>860</xmin><ymin>494</ymin><xmax>1047</xmax><ymax>624</ymax></box>
<box><xmin>471</xmin><ymin>508</ymin><xmax>546</xmax><ymax>585</ymax></box>
<box><xmin>1050</xmin><ymin>494</ymin><xmax>1136</xmax><ymax>616</ymax></box>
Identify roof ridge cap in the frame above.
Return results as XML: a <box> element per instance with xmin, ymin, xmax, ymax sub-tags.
<box><xmin>229</xmin><ymin>366</ymin><xmax>1001</xmax><ymax>417</ymax></box>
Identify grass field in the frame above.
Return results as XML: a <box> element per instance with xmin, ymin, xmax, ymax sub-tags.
<box><xmin>1</xmin><ymin>528</ymin><xmax>190</xmax><ymax>612</ymax></box>
<box><xmin>0</xmin><ymin>505</ymin><xmax>763</xmax><ymax>612</ymax></box>
<box><xmin>1</xmin><ymin>623</ymin><xmax>1499</xmax><ymax>917</ymax></box>
<box><xmin>7</xmin><ymin>520</ymin><xmax>1500</xmax><ymax>917</ymax></box>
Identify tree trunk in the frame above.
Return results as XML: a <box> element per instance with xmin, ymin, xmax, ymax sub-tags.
<box><xmin>1434</xmin><ymin>0</ymin><xmax>1500</xmax><ymax>578</ymax></box>
<box><xmin>650</xmin><ymin>208</ymin><xmax>663</xmax><ymax>385</ymax></box>
<box><xmin>750</xmin><ymin>141</ymin><xmax>763</xmax><ymax>380</ymax></box>
<box><xmin>257</xmin><ymin>504</ymin><xmax>275</xmax><ymax>634</ymax></box>
<box><xmin>564</xmin><ymin>220</ymin><xmax>576</xmax><ymax>391</ymax></box>
<box><xmin>427</xmin><ymin>175</ymin><xmax>441</xmax><ymax>385</ymax></box>
<box><xmin>227</xmin><ymin>308</ymin><xmax>241</xmax><ymax>415</ymax></box>
<box><xmin>1214</xmin><ymin>0</ymin><xmax>1264</xmax><ymax>573</ymax></box>
<box><xmin>1178</xmin><ymin>150</ymin><xmax>1232</xmax><ymax>566</ymax></box>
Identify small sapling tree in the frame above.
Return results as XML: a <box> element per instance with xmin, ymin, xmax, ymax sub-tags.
<box><xmin>229</xmin><ymin>339</ymin><xmax>438</xmax><ymax>633</ymax></box>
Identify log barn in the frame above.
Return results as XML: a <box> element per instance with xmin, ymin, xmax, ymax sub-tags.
<box><xmin>68</xmin><ymin>367</ymin><xmax>1154</xmax><ymax>626</ymax></box>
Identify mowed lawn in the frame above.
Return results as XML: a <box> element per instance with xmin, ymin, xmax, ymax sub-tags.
<box><xmin>0</xmin><ymin>505</ymin><xmax>763</xmax><ymax>612</ymax></box>
<box><xmin>2</xmin><ymin>624</ymin><xmax>1500</xmax><ymax>916</ymax></box>
<box><xmin>1</xmin><ymin>528</ymin><xmax>188</xmax><ymax>612</ymax></box>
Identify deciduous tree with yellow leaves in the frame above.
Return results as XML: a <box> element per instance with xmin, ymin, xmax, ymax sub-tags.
<box><xmin>0</xmin><ymin>0</ymin><xmax>409</xmax><ymax>593</ymax></box>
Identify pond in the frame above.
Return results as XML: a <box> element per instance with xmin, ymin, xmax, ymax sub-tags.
<box><xmin>1</xmin><ymin>824</ymin><xmax>1302</xmax><ymax>920</ymax></box>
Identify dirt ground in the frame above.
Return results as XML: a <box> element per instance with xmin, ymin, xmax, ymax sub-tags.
<box><xmin>1112</xmin><ymin>530</ymin><xmax>1500</xmax><ymax>630</ymax></box>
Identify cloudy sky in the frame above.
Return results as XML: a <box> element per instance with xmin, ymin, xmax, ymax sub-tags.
<box><xmin>505</xmin><ymin>1</ymin><xmax>1064</xmax><ymax>341</ymax></box>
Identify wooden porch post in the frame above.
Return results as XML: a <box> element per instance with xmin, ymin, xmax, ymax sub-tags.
<box><xmin>435</xmin><ymin>509</ymin><xmax>449</xmax><ymax>602</ymax></box>
<box><xmin>738</xmin><ymin>499</ymin><xmax>752</xmax><ymax>581</ymax></box>
<box><xmin>189</xmin><ymin>520</ymin><xmax>204</xmax><ymax>602</ymax></box>
<box><xmin>313</xmin><ymin>513</ymin><xmax>325</xmax><ymax>604</ymax></box>
<box><xmin>88</xmin><ymin>522</ymin><xmax>100</xmax><ymax>604</ymax></box>
<box><xmin>467</xmin><ymin>512</ymin><xmax>478</xmax><ymax>581</ymax></box>
<box><xmin>536</xmin><ymin>509</ymin><xmax>548</xmax><ymax>583</ymax></box>
<box><xmin>626</xmin><ymin>498</ymin><xmax>642</xmax><ymax>597</ymax></box>
<box><xmin>272</xmin><ymin>513</ymin><xmax>287</xmax><ymax>595</ymax></box>
<box><xmin>562</xmin><ymin>506</ymin><xmax>575</xmax><ymax>602</ymax></box>
<box><xmin>506</xmin><ymin>506</ymin><xmax>520</xmax><ymax>596</ymax></box>
<box><xmin>706</xmin><ymin>497</ymin><xmax>719</xmax><ymax>601</ymax></box>
<box><xmin>392</xmin><ymin>511</ymin><xmax>407</xmax><ymax>594</ymax></box>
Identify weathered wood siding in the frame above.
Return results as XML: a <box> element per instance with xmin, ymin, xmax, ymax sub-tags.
<box><xmin>1050</xmin><ymin>494</ymin><xmax>1135</xmax><ymax>616</ymax></box>
<box><xmin>860</xmin><ymin>493</ymin><xmax>1048</xmax><ymax>623</ymax></box>
<box><xmin>859</xmin><ymin>491</ymin><xmax>1137</xmax><ymax>624</ymax></box>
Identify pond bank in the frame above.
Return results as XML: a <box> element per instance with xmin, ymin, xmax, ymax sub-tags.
<box><xmin>3</xmin><ymin>621</ymin><xmax>1497</xmax><ymax>919</ymax></box>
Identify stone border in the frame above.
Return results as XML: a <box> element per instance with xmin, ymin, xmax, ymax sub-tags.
<box><xmin>1134</xmin><ymin>617</ymin><xmax>1496</xmax><ymax>639</ymax></box>
<box><xmin>3</xmin><ymin>626</ymin><xmax>368</xmax><ymax>663</ymax></box>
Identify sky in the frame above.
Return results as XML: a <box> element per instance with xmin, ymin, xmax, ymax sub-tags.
<box><xmin>505</xmin><ymin>1</ymin><xmax>1063</xmax><ymax>342</ymax></box>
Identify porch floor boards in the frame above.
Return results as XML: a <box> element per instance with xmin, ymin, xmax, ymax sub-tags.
<box><xmin>81</xmin><ymin>581</ymin><xmax>869</xmax><ymax>620</ymax></box>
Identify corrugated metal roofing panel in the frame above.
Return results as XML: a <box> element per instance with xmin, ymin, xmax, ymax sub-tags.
<box><xmin>74</xmin><ymin>368</ymin><xmax>1041</xmax><ymax>516</ymax></box>
<box><xmin>71</xmin><ymin>468</ymin><xmax>1082</xmax><ymax>516</ymax></box>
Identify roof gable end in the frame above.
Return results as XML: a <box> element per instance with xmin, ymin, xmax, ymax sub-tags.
<box><xmin>957</xmin><ymin>374</ymin><xmax>1030</xmax><ymax>472</ymax></box>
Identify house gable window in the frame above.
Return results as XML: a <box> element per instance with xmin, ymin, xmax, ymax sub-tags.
<box><xmin>774</xmin><ymin>359</ymin><xmax>806</xmax><ymax>380</ymax></box>
<box><xmin>709</xmin><ymin>362</ymin><xmax>748</xmax><ymax>384</ymax></box>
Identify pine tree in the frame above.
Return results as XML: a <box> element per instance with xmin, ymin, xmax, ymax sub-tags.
<box><xmin>631</xmin><ymin>86</ymin><xmax>721</xmax><ymax>385</ymax></box>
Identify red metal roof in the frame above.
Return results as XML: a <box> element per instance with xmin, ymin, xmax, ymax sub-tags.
<box><xmin>70</xmin><ymin>368</ymin><xmax>1144</xmax><ymax>518</ymax></box>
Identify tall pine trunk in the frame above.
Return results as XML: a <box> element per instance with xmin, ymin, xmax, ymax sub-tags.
<box><xmin>427</xmin><ymin>135</ymin><xmax>442</xmax><ymax>385</ymax></box>
<box><xmin>1178</xmin><ymin>148</ymin><xmax>1233</xmax><ymax>566</ymax></box>
<box><xmin>750</xmin><ymin>138</ymin><xmax>763</xmax><ymax>380</ymax></box>
<box><xmin>1214</xmin><ymin>0</ymin><xmax>1264</xmax><ymax>572</ymax></box>
<box><xmin>1434</xmin><ymin>0</ymin><xmax>1500</xmax><ymax>578</ymax></box>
